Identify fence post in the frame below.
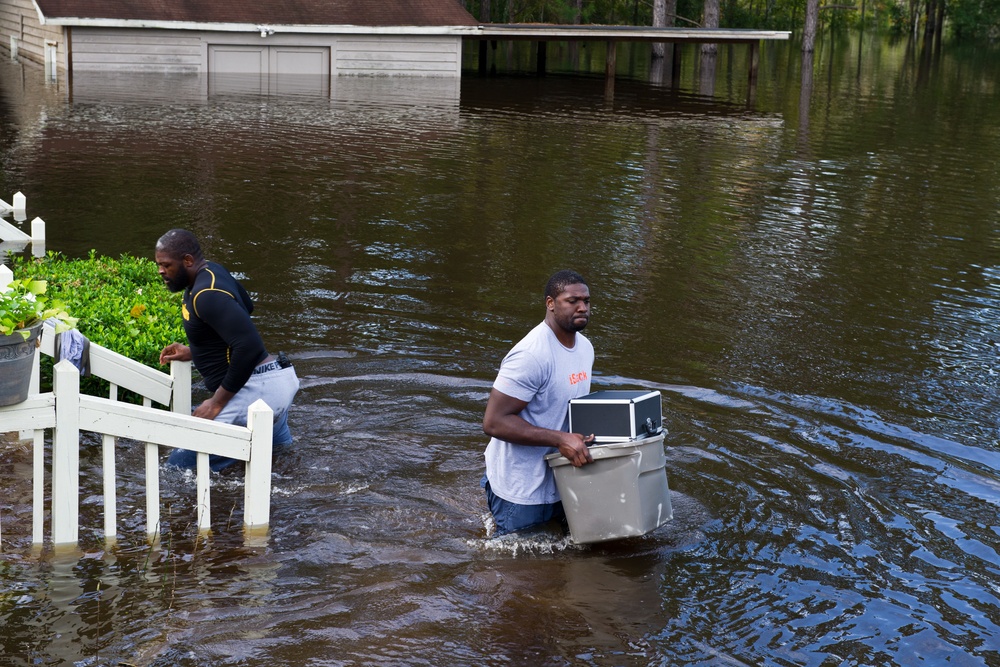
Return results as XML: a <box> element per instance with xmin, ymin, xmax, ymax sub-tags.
<box><xmin>197</xmin><ymin>451</ymin><xmax>211</xmax><ymax>532</ymax></box>
<box><xmin>51</xmin><ymin>360</ymin><xmax>80</xmax><ymax>545</ymax></box>
<box><xmin>170</xmin><ymin>360</ymin><xmax>191</xmax><ymax>415</ymax></box>
<box><xmin>30</xmin><ymin>217</ymin><xmax>45</xmax><ymax>242</ymax></box>
<box><xmin>243</xmin><ymin>400</ymin><xmax>273</xmax><ymax>533</ymax></box>
<box><xmin>102</xmin><ymin>434</ymin><xmax>117</xmax><ymax>539</ymax></box>
<box><xmin>32</xmin><ymin>429</ymin><xmax>44</xmax><ymax>544</ymax></box>
<box><xmin>145</xmin><ymin>442</ymin><xmax>160</xmax><ymax>544</ymax></box>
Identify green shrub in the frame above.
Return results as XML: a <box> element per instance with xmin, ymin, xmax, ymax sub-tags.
<box><xmin>6</xmin><ymin>251</ymin><xmax>186</xmax><ymax>400</ymax></box>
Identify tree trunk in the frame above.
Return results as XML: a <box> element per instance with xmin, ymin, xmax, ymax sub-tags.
<box><xmin>802</xmin><ymin>0</ymin><xmax>820</xmax><ymax>53</ymax></box>
<box><xmin>480</xmin><ymin>0</ymin><xmax>490</xmax><ymax>23</ymax></box>
<box><xmin>923</xmin><ymin>0</ymin><xmax>936</xmax><ymax>41</ymax></box>
<box><xmin>934</xmin><ymin>0</ymin><xmax>945</xmax><ymax>48</ymax></box>
<box><xmin>652</xmin><ymin>0</ymin><xmax>667</xmax><ymax>58</ymax></box>
<box><xmin>702</xmin><ymin>0</ymin><xmax>719</xmax><ymax>56</ymax></box>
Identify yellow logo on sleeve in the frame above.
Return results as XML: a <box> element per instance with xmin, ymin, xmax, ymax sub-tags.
<box><xmin>182</xmin><ymin>302</ymin><xmax>190</xmax><ymax>321</ymax></box>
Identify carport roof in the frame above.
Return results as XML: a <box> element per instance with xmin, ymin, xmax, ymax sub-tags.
<box><xmin>32</xmin><ymin>0</ymin><xmax>478</xmax><ymax>27</ymax></box>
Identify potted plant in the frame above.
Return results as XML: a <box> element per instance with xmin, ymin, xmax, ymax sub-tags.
<box><xmin>0</xmin><ymin>277</ymin><xmax>77</xmax><ymax>406</ymax></box>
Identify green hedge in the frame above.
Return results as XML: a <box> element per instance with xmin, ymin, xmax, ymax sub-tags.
<box><xmin>7</xmin><ymin>251</ymin><xmax>186</xmax><ymax>397</ymax></box>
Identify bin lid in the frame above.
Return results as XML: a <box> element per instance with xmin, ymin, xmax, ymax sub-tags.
<box><xmin>545</xmin><ymin>433</ymin><xmax>664</xmax><ymax>468</ymax></box>
<box><xmin>570</xmin><ymin>389</ymin><xmax>660</xmax><ymax>404</ymax></box>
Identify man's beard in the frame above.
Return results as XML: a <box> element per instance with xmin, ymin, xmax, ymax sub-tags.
<box><xmin>163</xmin><ymin>273</ymin><xmax>189</xmax><ymax>293</ymax></box>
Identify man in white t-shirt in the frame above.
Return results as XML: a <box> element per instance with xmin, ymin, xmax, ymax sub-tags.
<box><xmin>481</xmin><ymin>270</ymin><xmax>596</xmax><ymax>536</ymax></box>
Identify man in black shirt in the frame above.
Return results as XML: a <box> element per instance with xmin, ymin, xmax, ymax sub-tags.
<box><xmin>155</xmin><ymin>229</ymin><xmax>299</xmax><ymax>471</ymax></box>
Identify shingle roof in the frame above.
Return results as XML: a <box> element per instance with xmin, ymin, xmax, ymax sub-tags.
<box><xmin>34</xmin><ymin>0</ymin><xmax>478</xmax><ymax>27</ymax></box>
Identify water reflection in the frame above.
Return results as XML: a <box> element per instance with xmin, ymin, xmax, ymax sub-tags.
<box><xmin>64</xmin><ymin>71</ymin><xmax>461</xmax><ymax>107</ymax></box>
<box><xmin>0</xmin><ymin>239</ymin><xmax>44</xmax><ymax>259</ymax></box>
<box><xmin>698</xmin><ymin>48</ymin><xmax>717</xmax><ymax>97</ymax></box>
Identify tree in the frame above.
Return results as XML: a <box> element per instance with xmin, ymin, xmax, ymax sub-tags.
<box><xmin>702</xmin><ymin>0</ymin><xmax>720</xmax><ymax>54</ymax></box>
<box><xmin>653</xmin><ymin>0</ymin><xmax>668</xmax><ymax>57</ymax></box>
<box><xmin>802</xmin><ymin>0</ymin><xmax>820</xmax><ymax>51</ymax></box>
<box><xmin>463</xmin><ymin>0</ymin><xmax>1000</xmax><ymax>41</ymax></box>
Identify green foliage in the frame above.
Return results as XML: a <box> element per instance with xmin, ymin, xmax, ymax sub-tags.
<box><xmin>950</xmin><ymin>0</ymin><xmax>1000</xmax><ymax>38</ymax></box>
<box><xmin>7</xmin><ymin>251</ymin><xmax>185</xmax><ymax>384</ymax></box>
<box><xmin>0</xmin><ymin>277</ymin><xmax>76</xmax><ymax>338</ymax></box>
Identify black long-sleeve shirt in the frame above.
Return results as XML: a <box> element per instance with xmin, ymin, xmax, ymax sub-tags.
<box><xmin>182</xmin><ymin>261</ymin><xmax>267</xmax><ymax>394</ymax></box>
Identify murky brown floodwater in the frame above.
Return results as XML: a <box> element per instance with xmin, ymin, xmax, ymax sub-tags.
<box><xmin>2</xmin><ymin>33</ymin><xmax>1000</xmax><ymax>666</ymax></box>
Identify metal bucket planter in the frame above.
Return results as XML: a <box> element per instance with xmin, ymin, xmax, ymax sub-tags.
<box><xmin>0</xmin><ymin>321</ymin><xmax>42</xmax><ymax>406</ymax></box>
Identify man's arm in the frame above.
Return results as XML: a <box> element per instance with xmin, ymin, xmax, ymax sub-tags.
<box><xmin>483</xmin><ymin>388</ymin><xmax>594</xmax><ymax>467</ymax></box>
<box><xmin>192</xmin><ymin>290</ymin><xmax>267</xmax><ymax>419</ymax></box>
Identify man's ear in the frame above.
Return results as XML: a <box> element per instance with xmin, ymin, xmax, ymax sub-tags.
<box><xmin>545</xmin><ymin>295</ymin><xmax>555</xmax><ymax>311</ymax></box>
<box><xmin>182</xmin><ymin>254</ymin><xmax>195</xmax><ymax>268</ymax></box>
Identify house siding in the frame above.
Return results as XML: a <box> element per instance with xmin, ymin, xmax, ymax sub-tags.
<box><xmin>335</xmin><ymin>37</ymin><xmax>460</xmax><ymax>76</ymax></box>
<box><xmin>69</xmin><ymin>28</ymin><xmax>462</xmax><ymax>77</ymax></box>
<box><xmin>72</xmin><ymin>29</ymin><xmax>203</xmax><ymax>72</ymax></box>
<box><xmin>0</xmin><ymin>0</ymin><xmax>64</xmax><ymax>68</ymax></box>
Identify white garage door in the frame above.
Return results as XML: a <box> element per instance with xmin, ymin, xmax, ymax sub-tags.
<box><xmin>209</xmin><ymin>45</ymin><xmax>330</xmax><ymax>95</ymax></box>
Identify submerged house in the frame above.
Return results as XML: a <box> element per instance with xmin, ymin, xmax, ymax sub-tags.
<box><xmin>0</xmin><ymin>0</ymin><xmax>479</xmax><ymax>78</ymax></box>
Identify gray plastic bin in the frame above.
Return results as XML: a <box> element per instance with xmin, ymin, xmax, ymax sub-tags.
<box><xmin>545</xmin><ymin>433</ymin><xmax>672</xmax><ymax>544</ymax></box>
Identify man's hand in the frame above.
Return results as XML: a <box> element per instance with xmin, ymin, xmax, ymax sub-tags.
<box><xmin>556</xmin><ymin>432</ymin><xmax>595</xmax><ymax>467</ymax></box>
<box><xmin>192</xmin><ymin>386</ymin><xmax>237</xmax><ymax>421</ymax></box>
<box><xmin>193</xmin><ymin>396</ymin><xmax>225</xmax><ymax>420</ymax></box>
<box><xmin>159</xmin><ymin>342</ymin><xmax>192</xmax><ymax>365</ymax></box>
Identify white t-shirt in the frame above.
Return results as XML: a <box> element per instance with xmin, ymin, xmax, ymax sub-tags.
<box><xmin>484</xmin><ymin>321</ymin><xmax>594</xmax><ymax>505</ymax></box>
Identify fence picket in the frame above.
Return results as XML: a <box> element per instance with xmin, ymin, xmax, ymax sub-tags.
<box><xmin>52</xmin><ymin>361</ymin><xmax>80</xmax><ymax>545</ymax></box>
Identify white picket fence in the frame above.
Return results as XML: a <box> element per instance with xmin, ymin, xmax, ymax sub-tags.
<box><xmin>0</xmin><ymin>272</ymin><xmax>274</xmax><ymax>548</ymax></box>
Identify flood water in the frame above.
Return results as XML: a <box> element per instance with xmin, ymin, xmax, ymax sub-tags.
<box><xmin>2</xmin><ymin>33</ymin><xmax>1000</xmax><ymax>666</ymax></box>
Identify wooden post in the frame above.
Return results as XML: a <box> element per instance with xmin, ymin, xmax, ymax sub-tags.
<box><xmin>479</xmin><ymin>40</ymin><xmax>488</xmax><ymax>75</ymax></box>
<box><xmin>32</xmin><ymin>430</ymin><xmax>44</xmax><ymax>543</ymax></box>
<box><xmin>604</xmin><ymin>41</ymin><xmax>617</xmax><ymax>100</ymax></box>
<box><xmin>52</xmin><ymin>360</ymin><xmax>80</xmax><ymax>546</ymax></box>
<box><xmin>30</xmin><ymin>217</ymin><xmax>44</xmax><ymax>242</ymax></box>
<box><xmin>12</xmin><ymin>191</ymin><xmax>25</xmax><ymax>216</ymax></box>
<box><xmin>171</xmin><ymin>360</ymin><xmax>191</xmax><ymax>415</ymax></box>
<box><xmin>244</xmin><ymin>399</ymin><xmax>273</xmax><ymax>533</ymax></box>
<box><xmin>197</xmin><ymin>451</ymin><xmax>211</xmax><ymax>532</ymax></box>
<box><xmin>145</xmin><ymin>442</ymin><xmax>160</xmax><ymax>544</ymax></box>
<box><xmin>174</xmin><ymin>360</ymin><xmax>195</xmax><ymax>531</ymax></box>
<box><xmin>536</xmin><ymin>41</ymin><xmax>547</xmax><ymax>76</ymax></box>
<box><xmin>103</xmin><ymin>434</ymin><xmax>117</xmax><ymax>538</ymax></box>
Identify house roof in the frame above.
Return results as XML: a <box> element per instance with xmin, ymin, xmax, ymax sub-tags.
<box><xmin>32</xmin><ymin>0</ymin><xmax>478</xmax><ymax>28</ymax></box>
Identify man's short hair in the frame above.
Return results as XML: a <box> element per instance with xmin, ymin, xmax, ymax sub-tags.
<box><xmin>545</xmin><ymin>270</ymin><xmax>588</xmax><ymax>300</ymax></box>
<box><xmin>156</xmin><ymin>229</ymin><xmax>203</xmax><ymax>260</ymax></box>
